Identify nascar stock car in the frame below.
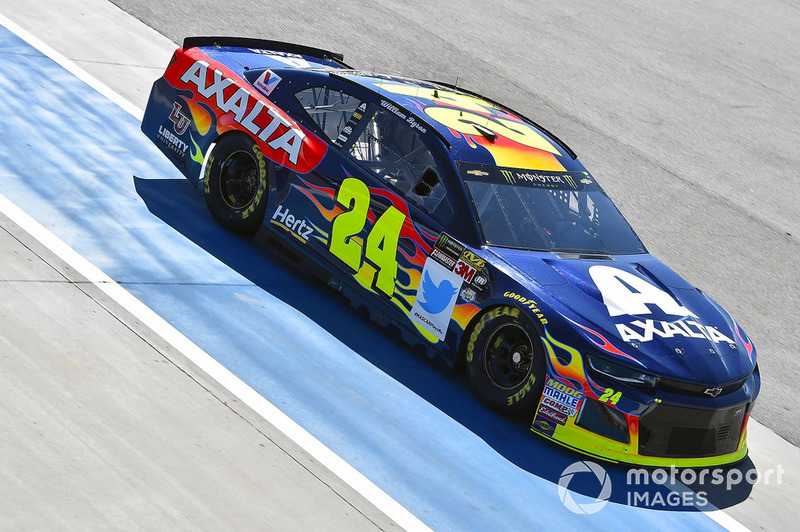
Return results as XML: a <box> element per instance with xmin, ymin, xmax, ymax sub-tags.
<box><xmin>141</xmin><ymin>37</ymin><xmax>759</xmax><ymax>466</ymax></box>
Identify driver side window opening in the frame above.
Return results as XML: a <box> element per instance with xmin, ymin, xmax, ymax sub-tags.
<box><xmin>349</xmin><ymin>108</ymin><xmax>448</xmax><ymax>215</ymax></box>
<box><xmin>295</xmin><ymin>86</ymin><xmax>455</xmax><ymax>224</ymax></box>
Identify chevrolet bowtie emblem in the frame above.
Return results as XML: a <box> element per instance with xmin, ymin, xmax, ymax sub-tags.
<box><xmin>704</xmin><ymin>387</ymin><xmax>723</xmax><ymax>398</ymax></box>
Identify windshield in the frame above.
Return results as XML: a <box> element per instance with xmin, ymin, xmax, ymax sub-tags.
<box><xmin>460</xmin><ymin>163</ymin><xmax>646</xmax><ymax>254</ymax></box>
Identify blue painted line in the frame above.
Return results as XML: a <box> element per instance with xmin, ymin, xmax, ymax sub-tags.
<box><xmin>0</xmin><ymin>23</ymin><xmax>727</xmax><ymax>531</ymax></box>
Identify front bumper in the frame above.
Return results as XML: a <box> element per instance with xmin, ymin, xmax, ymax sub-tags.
<box><xmin>532</xmin><ymin>365</ymin><xmax>759</xmax><ymax>468</ymax></box>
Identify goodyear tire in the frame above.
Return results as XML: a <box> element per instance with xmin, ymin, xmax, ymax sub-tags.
<box><xmin>204</xmin><ymin>134</ymin><xmax>269</xmax><ymax>235</ymax></box>
<box><xmin>465</xmin><ymin>306</ymin><xmax>546</xmax><ymax>416</ymax></box>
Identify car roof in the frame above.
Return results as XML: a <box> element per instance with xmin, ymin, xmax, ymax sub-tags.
<box><xmin>331</xmin><ymin>71</ymin><xmax>583</xmax><ymax>172</ymax></box>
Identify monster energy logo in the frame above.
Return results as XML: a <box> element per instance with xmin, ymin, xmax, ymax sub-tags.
<box><xmin>564</xmin><ymin>174</ymin><xmax>577</xmax><ymax>189</ymax></box>
<box><xmin>501</xmin><ymin>169</ymin><xmax>516</xmax><ymax>184</ymax></box>
<box><xmin>435</xmin><ymin>232</ymin><xmax>465</xmax><ymax>259</ymax></box>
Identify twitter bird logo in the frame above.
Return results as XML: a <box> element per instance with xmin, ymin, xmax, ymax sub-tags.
<box><xmin>419</xmin><ymin>270</ymin><xmax>458</xmax><ymax>314</ymax></box>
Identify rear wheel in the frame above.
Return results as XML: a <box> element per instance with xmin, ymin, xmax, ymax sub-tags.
<box><xmin>465</xmin><ymin>307</ymin><xmax>546</xmax><ymax>416</ymax></box>
<box><xmin>203</xmin><ymin>134</ymin><xmax>269</xmax><ymax>235</ymax></box>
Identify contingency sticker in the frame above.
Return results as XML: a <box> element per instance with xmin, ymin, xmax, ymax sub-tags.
<box><xmin>541</xmin><ymin>378</ymin><xmax>585</xmax><ymax>417</ymax></box>
<box><xmin>254</xmin><ymin>69</ymin><xmax>282</xmax><ymax>96</ymax></box>
<box><xmin>430</xmin><ymin>233</ymin><xmax>488</xmax><ymax>291</ymax></box>
<box><xmin>537</xmin><ymin>403</ymin><xmax>568</xmax><ymax>425</ymax></box>
<box><xmin>410</xmin><ymin>255</ymin><xmax>463</xmax><ymax>341</ymax></box>
<box><xmin>531</xmin><ymin>415</ymin><xmax>557</xmax><ymax>437</ymax></box>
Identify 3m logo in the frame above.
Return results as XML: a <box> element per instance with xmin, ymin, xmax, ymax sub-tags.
<box><xmin>169</xmin><ymin>102</ymin><xmax>190</xmax><ymax>135</ymax></box>
<box><xmin>501</xmin><ymin>169</ymin><xmax>516</xmax><ymax>184</ymax></box>
<box><xmin>564</xmin><ymin>174</ymin><xmax>577</xmax><ymax>189</ymax></box>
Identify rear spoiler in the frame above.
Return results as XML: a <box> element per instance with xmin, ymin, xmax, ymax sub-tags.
<box><xmin>181</xmin><ymin>36</ymin><xmax>351</xmax><ymax>68</ymax></box>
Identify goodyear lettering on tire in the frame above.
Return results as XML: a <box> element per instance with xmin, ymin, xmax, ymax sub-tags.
<box><xmin>203</xmin><ymin>153</ymin><xmax>215</xmax><ymax>194</ymax></box>
<box><xmin>466</xmin><ymin>306</ymin><xmax>520</xmax><ymax>362</ymax></box>
<box><xmin>507</xmin><ymin>373</ymin><xmax>537</xmax><ymax>406</ymax></box>
<box><xmin>242</xmin><ymin>145</ymin><xmax>266</xmax><ymax>220</ymax></box>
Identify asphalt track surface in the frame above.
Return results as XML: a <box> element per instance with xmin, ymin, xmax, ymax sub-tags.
<box><xmin>1</xmin><ymin>0</ymin><xmax>799</xmax><ymax>530</ymax></box>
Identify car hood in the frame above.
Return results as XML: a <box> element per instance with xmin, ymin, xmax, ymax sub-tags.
<box><xmin>486</xmin><ymin>247</ymin><xmax>754</xmax><ymax>385</ymax></box>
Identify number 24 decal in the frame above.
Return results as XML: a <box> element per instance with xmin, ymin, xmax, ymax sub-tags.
<box><xmin>599</xmin><ymin>388</ymin><xmax>622</xmax><ymax>406</ymax></box>
<box><xmin>329</xmin><ymin>178</ymin><xmax>406</xmax><ymax>297</ymax></box>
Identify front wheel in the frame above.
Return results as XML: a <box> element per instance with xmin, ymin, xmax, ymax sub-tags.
<box><xmin>465</xmin><ymin>307</ymin><xmax>546</xmax><ymax>416</ymax></box>
<box><xmin>203</xmin><ymin>134</ymin><xmax>269</xmax><ymax>235</ymax></box>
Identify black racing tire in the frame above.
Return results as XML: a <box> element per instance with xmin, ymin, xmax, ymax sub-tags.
<box><xmin>465</xmin><ymin>307</ymin><xmax>546</xmax><ymax>416</ymax></box>
<box><xmin>203</xmin><ymin>134</ymin><xmax>269</xmax><ymax>235</ymax></box>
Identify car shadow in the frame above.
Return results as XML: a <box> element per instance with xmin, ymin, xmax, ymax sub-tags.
<box><xmin>134</xmin><ymin>176</ymin><xmax>754</xmax><ymax>511</ymax></box>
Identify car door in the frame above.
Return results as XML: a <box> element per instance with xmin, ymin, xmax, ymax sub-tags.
<box><xmin>271</xmin><ymin>76</ymin><xmax>466</xmax><ymax>344</ymax></box>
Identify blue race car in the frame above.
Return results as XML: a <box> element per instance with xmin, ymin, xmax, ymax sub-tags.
<box><xmin>142</xmin><ymin>37</ymin><xmax>759</xmax><ymax>466</ymax></box>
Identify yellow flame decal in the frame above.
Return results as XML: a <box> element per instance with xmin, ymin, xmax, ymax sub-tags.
<box><xmin>190</xmin><ymin>133</ymin><xmax>204</xmax><ymax>164</ymax></box>
<box><xmin>543</xmin><ymin>328</ymin><xmax>586</xmax><ymax>382</ymax></box>
<box><xmin>186</xmin><ymin>99</ymin><xmax>212</xmax><ymax>136</ymax></box>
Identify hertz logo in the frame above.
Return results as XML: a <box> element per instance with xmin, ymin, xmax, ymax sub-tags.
<box><xmin>501</xmin><ymin>169</ymin><xmax>516</xmax><ymax>184</ymax></box>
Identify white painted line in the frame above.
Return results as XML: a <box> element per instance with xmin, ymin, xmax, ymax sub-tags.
<box><xmin>0</xmin><ymin>12</ymin><xmax>430</xmax><ymax>532</ymax></box>
<box><xmin>703</xmin><ymin>509</ymin><xmax>751</xmax><ymax>532</ymax></box>
<box><xmin>663</xmin><ymin>478</ymin><xmax>751</xmax><ymax>532</ymax></box>
<box><xmin>0</xmin><ymin>12</ymin><xmax>143</xmax><ymax>120</ymax></box>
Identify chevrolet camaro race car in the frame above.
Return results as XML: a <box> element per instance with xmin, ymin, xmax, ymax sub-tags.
<box><xmin>142</xmin><ymin>37</ymin><xmax>759</xmax><ymax>467</ymax></box>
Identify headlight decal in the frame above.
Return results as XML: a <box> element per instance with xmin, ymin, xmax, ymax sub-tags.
<box><xmin>586</xmin><ymin>355</ymin><xmax>657</xmax><ymax>387</ymax></box>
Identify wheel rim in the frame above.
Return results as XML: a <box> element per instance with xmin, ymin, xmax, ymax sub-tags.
<box><xmin>219</xmin><ymin>150</ymin><xmax>259</xmax><ymax>209</ymax></box>
<box><xmin>484</xmin><ymin>323</ymin><xmax>534</xmax><ymax>389</ymax></box>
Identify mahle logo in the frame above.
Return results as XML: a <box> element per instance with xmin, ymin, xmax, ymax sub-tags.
<box><xmin>558</xmin><ymin>461</ymin><xmax>612</xmax><ymax>514</ymax></box>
